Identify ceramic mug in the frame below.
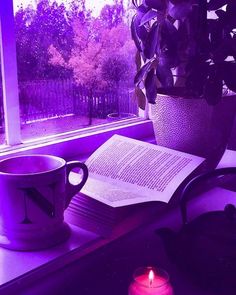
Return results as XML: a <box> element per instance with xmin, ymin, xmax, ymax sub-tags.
<box><xmin>0</xmin><ymin>154</ymin><xmax>88</xmax><ymax>250</ymax></box>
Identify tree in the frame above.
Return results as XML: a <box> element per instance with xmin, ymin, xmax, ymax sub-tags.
<box><xmin>15</xmin><ymin>0</ymin><xmax>74</xmax><ymax>80</ymax></box>
<box><xmin>48</xmin><ymin>2</ymin><xmax>136</xmax><ymax>91</ymax></box>
<box><xmin>99</xmin><ymin>0</ymin><xmax>125</xmax><ymax>29</ymax></box>
<box><xmin>15</xmin><ymin>5</ymin><xmax>36</xmax><ymax>80</ymax></box>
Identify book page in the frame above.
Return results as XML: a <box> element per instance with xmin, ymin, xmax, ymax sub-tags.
<box><xmin>81</xmin><ymin>135</ymin><xmax>205</xmax><ymax>207</ymax></box>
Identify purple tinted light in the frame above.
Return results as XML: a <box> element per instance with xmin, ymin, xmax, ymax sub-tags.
<box><xmin>10</xmin><ymin>0</ymin><xmax>137</xmax><ymax>141</ymax></box>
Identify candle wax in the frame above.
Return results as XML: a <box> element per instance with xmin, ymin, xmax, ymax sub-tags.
<box><xmin>129</xmin><ymin>274</ymin><xmax>173</xmax><ymax>295</ymax></box>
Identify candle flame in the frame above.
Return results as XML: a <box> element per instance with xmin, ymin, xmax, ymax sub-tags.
<box><xmin>149</xmin><ymin>270</ymin><xmax>154</xmax><ymax>286</ymax></box>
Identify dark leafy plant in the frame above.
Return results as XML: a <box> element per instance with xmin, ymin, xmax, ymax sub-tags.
<box><xmin>131</xmin><ymin>0</ymin><xmax>236</xmax><ymax>108</ymax></box>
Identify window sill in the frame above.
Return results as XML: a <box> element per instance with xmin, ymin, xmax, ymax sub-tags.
<box><xmin>0</xmin><ymin>118</ymin><xmax>155</xmax><ymax>160</ymax></box>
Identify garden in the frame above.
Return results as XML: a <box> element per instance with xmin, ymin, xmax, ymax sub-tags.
<box><xmin>0</xmin><ymin>0</ymin><xmax>137</xmax><ymax>140</ymax></box>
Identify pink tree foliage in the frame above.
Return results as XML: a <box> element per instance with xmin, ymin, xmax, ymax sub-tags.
<box><xmin>48</xmin><ymin>3</ymin><xmax>136</xmax><ymax>91</ymax></box>
<box><xmin>48</xmin><ymin>44</ymin><xmax>66</xmax><ymax>67</ymax></box>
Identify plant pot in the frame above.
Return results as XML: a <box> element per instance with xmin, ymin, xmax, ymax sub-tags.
<box><xmin>107</xmin><ymin>112</ymin><xmax>137</xmax><ymax>121</ymax></box>
<box><xmin>150</xmin><ymin>92</ymin><xmax>236</xmax><ymax>170</ymax></box>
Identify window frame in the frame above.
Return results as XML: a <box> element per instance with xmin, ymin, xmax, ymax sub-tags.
<box><xmin>0</xmin><ymin>0</ymin><xmax>151</xmax><ymax>157</ymax></box>
<box><xmin>0</xmin><ymin>0</ymin><xmax>21</xmax><ymax>146</ymax></box>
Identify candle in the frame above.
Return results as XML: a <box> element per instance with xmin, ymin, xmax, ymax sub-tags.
<box><xmin>129</xmin><ymin>267</ymin><xmax>173</xmax><ymax>295</ymax></box>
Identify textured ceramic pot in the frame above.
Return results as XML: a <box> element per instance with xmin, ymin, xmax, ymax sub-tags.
<box><xmin>150</xmin><ymin>92</ymin><xmax>236</xmax><ymax>169</ymax></box>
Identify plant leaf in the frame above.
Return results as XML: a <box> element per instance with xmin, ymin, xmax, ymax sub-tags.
<box><xmin>140</xmin><ymin>9</ymin><xmax>157</xmax><ymax>26</ymax></box>
<box><xmin>185</xmin><ymin>59</ymin><xmax>209</xmax><ymax>97</ymax></box>
<box><xmin>222</xmin><ymin>62</ymin><xmax>236</xmax><ymax>92</ymax></box>
<box><xmin>155</xmin><ymin>10</ymin><xmax>166</xmax><ymax>23</ymax></box>
<box><xmin>145</xmin><ymin>68</ymin><xmax>157</xmax><ymax>104</ymax></box>
<box><xmin>204</xmin><ymin>79</ymin><xmax>223</xmax><ymax>105</ymax></box>
<box><xmin>156</xmin><ymin>64</ymin><xmax>174</xmax><ymax>88</ymax></box>
<box><xmin>159</xmin><ymin>19</ymin><xmax>178</xmax><ymax>48</ymax></box>
<box><xmin>137</xmin><ymin>4</ymin><xmax>150</xmax><ymax>13</ymax></box>
<box><xmin>145</xmin><ymin>0</ymin><xmax>167</xmax><ymax>10</ymax></box>
<box><xmin>135</xmin><ymin>50</ymin><xmax>142</xmax><ymax>71</ymax></box>
<box><xmin>159</xmin><ymin>53</ymin><xmax>180</xmax><ymax>67</ymax></box>
<box><xmin>131</xmin><ymin>15</ymin><xmax>142</xmax><ymax>52</ymax></box>
<box><xmin>215</xmin><ymin>9</ymin><xmax>226</xmax><ymax>19</ymax></box>
<box><xmin>144</xmin><ymin>23</ymin><xmax>159</xmax><ymax>59</ymax></box>
<box><xmin>207</xmin><ymin>0</ymin><xmax>228</xmax><ymax>10</ymax></box>
<box><xmin>204</xmin><ymin>65</ymin><xmax>223</xmax><ymax>105</ymax></box>
<box><xmin>140</xmin><ymin>9</ymin><xmax>165</xmax><ymax>26</ymax></box>
<box><xmin>226</xmin><ymin>2</ymin><xmax>236</xmax><ymax>15</ymax></box>
<box><xmin>212</xmin><ymin>35</ymin><xmax>235</xmax><ymax>63</ymax></box>
<box><xmin>169</xmin><ymin>2</ymin><xmax>192</xmax><ymax>20</ymax></box>
<box><xmin>132</xmin><ymin>0</ymin><xmax>139</xmax><ymax>7</ymax></box>
<box><xmin>158</xmin><ymin>20</ymin><xmax>179</xmax><ymax>67</ymax></box>
<box><xmin>134</xmin><ymin>10</ymin><xmax>149</xmax><ymax>42</ymax></box>
<box><xmin>225</xmin><ymin>2</ymin><xmax>236</xmax><ymax>29</ymax></box>
<box><xmin>176</xmin><ymin>19</ymin><xmax>189</xmax><ymax>52</ymax></box>
<box><xmin>135</xmin><ymin>87</ymin><xmax>146</xmax><ymax>110</ymax></box>
<box><xmin>169</xmin><ymin>0</ymin><xmax>187</xmax><ymax>3</ymax></box>
<box><xmin>134</xmin><ymin>60</ymin><xmax>153</xmax><ymax>85</ymax></box>
<box><xmin>136</xmin><ymin>22</ymin><xmax>148</xmax><ymax>42</ymax></box>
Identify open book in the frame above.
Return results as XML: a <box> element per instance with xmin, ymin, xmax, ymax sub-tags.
<box><xmin>65</xmin><ymin>135</ymin><xmax>205</xmax><ymax>234</ymax></box>
<box><xmin>80</xmin><ymin>135</ymin><xmax>204</xmax><ymax>207</ymax></box>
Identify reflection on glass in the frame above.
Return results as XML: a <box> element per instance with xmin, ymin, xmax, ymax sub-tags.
<box><xmin>14</xmin><ymin>0</ymin><xmax>137</xmax><ymax>142</ymax></box>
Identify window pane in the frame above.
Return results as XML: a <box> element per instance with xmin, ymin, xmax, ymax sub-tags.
<box><xmin>14</xmin><ymin>0</ymin><xmax>137</xmax><ymax>142</ymax></box>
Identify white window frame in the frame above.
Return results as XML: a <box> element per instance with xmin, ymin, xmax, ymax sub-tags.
<box><xmin>0</xmin><ymin>0</ymin><xmax>153</xmax><ymax>158</ymax></box>
<box><xmin>0</xmin><ymin>0</ymin><xmax>21</xmax><ymax>145</ymax></box>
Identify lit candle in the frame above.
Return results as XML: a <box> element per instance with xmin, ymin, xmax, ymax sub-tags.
<box><xmin>129</xmin><ymin>267</ymin><xmax>173</xmax><ymax>295</ymax></box>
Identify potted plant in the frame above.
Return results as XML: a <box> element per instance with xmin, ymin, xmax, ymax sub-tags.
<box><xmin>131</xmin><ymin>0</ymin><xmax>236</xmax><ymax>168</ymax></box>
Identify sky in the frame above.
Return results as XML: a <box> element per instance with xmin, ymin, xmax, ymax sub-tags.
<box><xmin>14</xmin><ymin>0</ymin><xmax>119</xmax><ymax>15</ymax></box>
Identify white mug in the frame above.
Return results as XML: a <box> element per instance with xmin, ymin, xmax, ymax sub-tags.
<box><xmin>0</xmin><ymin>154</ymin><xmax>88</xmax><ymax>250</ymax></box>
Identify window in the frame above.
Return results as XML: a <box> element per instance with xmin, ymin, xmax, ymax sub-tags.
<box><xmin>8</xmin><ymin>0</ymin><xmax>137</xmax><ymax>144</ymax></box>
<box><xmin>0</xmin><ymin>0</ymin><xmax>21</xmax><ymax>147</ymax></box>
<box><xmin>0</xmin><ymin>39</ymin><xmax>5</xmax><ymax>146</ymax></box>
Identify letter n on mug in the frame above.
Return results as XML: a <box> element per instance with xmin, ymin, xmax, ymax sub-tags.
<box><xmin>20</xmin><ymin>185</ymin><xmax>58</xmax><ymax>224</ymax></box>
<box><xmin>0</xmin><ymin>155</ymin><xmax>88</xmax><ymax>251</ymax></box>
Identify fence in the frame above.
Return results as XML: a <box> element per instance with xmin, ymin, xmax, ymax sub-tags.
<box><xmin>73</xmin><ymin>84</ymin><xmax>137</xmax><ymax>119</ymax></box>
<box><xmin>19</xmin><ymin>79</ymin><xmax>74</xmax><ymax>123</ymax></box>
<box><xmin>0</xmin><ymin>79</ymin><xmax>137</xmax><ymax>126</ymax></box>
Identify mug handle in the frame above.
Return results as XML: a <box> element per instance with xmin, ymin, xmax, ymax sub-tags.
<box><xmin>65</xmin><ymin>161</ymin><xmax>88</xmax><ymax>208</ymax></box>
